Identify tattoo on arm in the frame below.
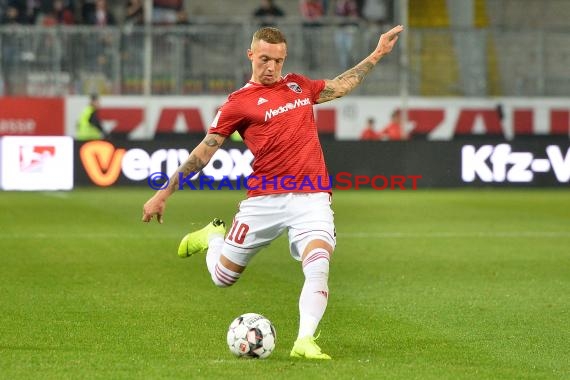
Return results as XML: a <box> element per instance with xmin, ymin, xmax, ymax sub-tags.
<box><xmin>179</xmin><ymin>155</ymin><xmax>206</xmax><ymax>177</ymax></box>
<box><xmin>203</xmin><ymin>136</ymin><xmax>221</xmax><ymax>147</ymax></box>
<box><xmin>319</xmin><ymin>85</ymin><xmax>337</xmax><ymax>102</ymax></box>
<box><xmin>164</xmin><ymin>135</ymin><xmax>222</xmax><ymax>194</ymax></box>
<box><xmin>335</xmin><ymin>61</ymin><xmax>374</xmax><ymax>94</ymax></box>
<box><xmin>166</xmin><ymin>154</ymin><xmax>206</xmax><ymax>194</ymax></box>
<box><xmin>318</xmin><ymin>60</ymin><xmax>375</xmax><ymax>103</ymax></box>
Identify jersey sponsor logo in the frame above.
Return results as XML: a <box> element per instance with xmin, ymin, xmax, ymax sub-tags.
<box><xmin>286</xmin><ymin>82</ymin><xmax>302</xmax><ymax>93</ymax></box>
<box><xmin>257</xmin><ymin>97</ymin><xmax>268</xmax><ymax>105</ymax></box>
<box><xmin>264</xmin><ymin>97</ymin><xmax>311</xmax><ymax>121</ymax></box>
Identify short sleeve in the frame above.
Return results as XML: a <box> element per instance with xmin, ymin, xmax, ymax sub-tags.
<box><xmin>309</xmin><ymin>78</ymin><xmax>326</xmax><ymax>104</ymax></box>
<box><xmin>207</xmin><ymin>97</ymin><xmax>244</xmax><ymax>136</ymax></box>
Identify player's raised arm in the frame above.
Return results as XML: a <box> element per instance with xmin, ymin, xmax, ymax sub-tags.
<box><xmin>316</xmin><ymin>25</ymin><xmax>404</xmax><ymax>104</ymax></box>
<box><xmin>142</xmin><ymin>133</ymin><xmax>226</xmax><ymax>223</ymax></box>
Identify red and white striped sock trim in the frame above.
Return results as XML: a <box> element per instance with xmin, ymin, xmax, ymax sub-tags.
<box><xmin>302</xmin><ymin>249</ymin><xmax>330</xmax><ymax>268</ymax></box>
<box><xmin>214</xmin><ymin>263</ymin><xmax>240</xmax><ymax>287</ymax></box>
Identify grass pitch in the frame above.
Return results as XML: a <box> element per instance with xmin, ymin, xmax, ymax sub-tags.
<box><xmin>0</xmin><ymin>188</ymin><xmax>569</xmax><ymax>379</ymax></box>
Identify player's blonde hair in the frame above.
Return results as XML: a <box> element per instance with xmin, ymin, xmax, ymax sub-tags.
<box><xmin>251</xmin><ymin>27</ymin><xmax>287</xmax><ymax>48</ymax></box>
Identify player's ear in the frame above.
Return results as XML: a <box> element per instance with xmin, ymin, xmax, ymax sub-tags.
<box><xmin>247</xmin><ymin>49</ymin><xmax>253</xmax><ymax>61</ymax></box>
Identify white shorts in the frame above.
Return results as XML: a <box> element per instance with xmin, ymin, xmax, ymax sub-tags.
<box><xmin>222</xmin><ymin>192</ymin><xmax>336</xmax><ymax>266</ymax></box>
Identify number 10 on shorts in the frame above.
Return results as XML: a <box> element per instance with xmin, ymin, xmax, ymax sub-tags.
<box><xmin>227</xmin><ymin>220</ymin><xmax>250</xmax><ymax>244</ymax></box>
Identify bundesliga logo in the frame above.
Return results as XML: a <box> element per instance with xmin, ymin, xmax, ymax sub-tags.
<box><xmin>19</xmin><ymin>145</ymin><xmax>56</xmax><ymax>172</ymax></box>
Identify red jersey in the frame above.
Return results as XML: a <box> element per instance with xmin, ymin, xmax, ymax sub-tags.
<box><xmin>379</xmin><ymin>122</ymin><xmax>405</xmax><ymax>140</ymax></box>
<box><xmin>208</xmin><ymin>73</ymin><xmax>330</xmax><ymax>197</ymax></box>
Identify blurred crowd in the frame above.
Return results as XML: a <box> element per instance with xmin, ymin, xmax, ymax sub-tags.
<box><xmin>0</xmin><ymin>0</ymin><xmax>393</xmax><ymax>28</ymax></box>
<box><xmin>265</xmin><ymin>0</ymin><xmax>393</xmax><ymax>26</ymax></box>
<box><xmin>0</xmin><ymin>0</ymin><xmax>395</xmax><ymax>95</ymax></box>
<box><xmin>0</xmin><ymin>0</ymin><xmax>189</xmax><ymax>26</ymax></box>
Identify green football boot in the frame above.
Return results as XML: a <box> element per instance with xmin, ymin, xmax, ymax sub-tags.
<box><xmin>290</xmin><ymin>336</ymin><xmax>331</xmax><ymax>360</ymax></box>
<box><xmin>177</xmin><ymin>218</ymin><xmax>226</xmax><ymax>258</ymax></box>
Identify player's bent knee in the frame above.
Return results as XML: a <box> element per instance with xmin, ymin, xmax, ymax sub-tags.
<box><xmin>301</xmin><ymin>239</ymin><xmax>333</xmax><ymax>261</ymax></box>
<box><xmin>302</xmin><ymin>248</ymin><xmax>330</xmax><ymax>279</ymax></box>
<box><xmin>211</xmin><ymin>262</ymin><xmax>241</xmax><ymax>287</ymax></box>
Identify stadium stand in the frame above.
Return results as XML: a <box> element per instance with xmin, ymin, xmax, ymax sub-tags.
<box><xmin>0</xmin><ymin>0</ymin><xmax>568</xmax><ymax>97</ymax></box>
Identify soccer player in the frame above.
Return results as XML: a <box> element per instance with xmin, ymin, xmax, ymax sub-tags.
<box><xmin>142</xmin><ymin>24</ymin><xmax>404</xmax><ymax>359</ymax></box>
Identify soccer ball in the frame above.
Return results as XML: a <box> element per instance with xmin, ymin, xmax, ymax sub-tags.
<box><xmin>226</xmin><ymin>313</ymin><xmax>276</xmax><ymax>359</ymax></box>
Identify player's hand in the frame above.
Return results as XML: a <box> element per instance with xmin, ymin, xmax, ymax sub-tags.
<box><xmin>375</xmin><ymin>25</ymin><xmax>404</xmax><ymax>57</ymax></box>
<box><xmin>142</xmin><ymin>195</ymin><xmax>166</xmax><ymax>224</ymax></box>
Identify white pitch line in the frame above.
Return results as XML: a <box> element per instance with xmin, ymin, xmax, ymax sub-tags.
<box><xmin>39</xmin><ymin>191</ymin><xmax>71</xmax><ymax>199</ymax></box>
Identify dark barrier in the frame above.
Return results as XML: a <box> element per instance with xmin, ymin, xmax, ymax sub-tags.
<box><xmin>74</xmin><ymin>138</ymin><xmax>570</xmax><ymax>188</ymax></box>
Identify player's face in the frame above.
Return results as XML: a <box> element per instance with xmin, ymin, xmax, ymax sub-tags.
<box><xmin>248</xmin><ymin>40</ymin><xmax>287</xmax><ymax>85</ymax></box>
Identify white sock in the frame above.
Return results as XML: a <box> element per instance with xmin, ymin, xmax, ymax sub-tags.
<box><xmin>206</xmin><ymin>236</ymin><xmax>241</xmax><ymax>287</ymax></box>
<box><xmin>297</xmin><ymin>248</ymin><xmax>330</xmax><ymax>339</ymax></box>
<box><xmin>205</xmin><ymin>236</ymin><xmax>224</xmax><ymax>275</ymax></box>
